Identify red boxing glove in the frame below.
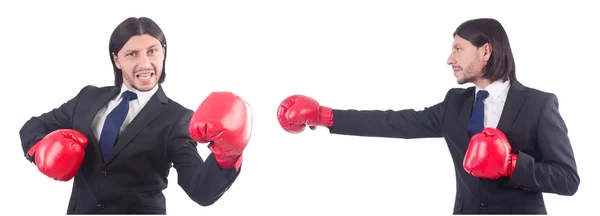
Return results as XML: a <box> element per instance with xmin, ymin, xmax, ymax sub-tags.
<box><xmin>463</xmin><ymin>128</ymin><xmax>518</xmax><ymax>179</ymax></box>
<box><xmin>188</xmin><ymin>92</ymin><xmax>252</xmax><ymax>172</ymax></box>
<box><xmin>27</xmin><ymin>129</ymin><xmax>88</xmax><ymax>181</ymax></box>
<box><xmin>277</xmin><ymin>95</ymin><xmax>333</xmax><ymax>133</ymax></box>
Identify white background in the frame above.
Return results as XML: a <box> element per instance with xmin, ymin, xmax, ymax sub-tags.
<box><xmin>1</xmin><ymin>0</ymin><xmax>598</xmax><ymax>215</ymax></box>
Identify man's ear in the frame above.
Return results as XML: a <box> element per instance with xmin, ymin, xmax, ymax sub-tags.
<box><xmin>161</xmin><ymin>44</ymin><xmax>167</xmax><ymax>60</ymax></box>
<box><xmin>112</xmin><ymin>52</ymin><xmax>121</xmax><ymax>69</ymax></box>
<box><xmin>481</xmin><ymin>43</ymin><xmax>492</xmax><ymax>62</ymax></box>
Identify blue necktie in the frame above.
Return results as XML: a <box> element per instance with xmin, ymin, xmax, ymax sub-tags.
<box><xmin>467</xmin><ymin>90</ymin><xmax>489</xmax><ymax>137</ymax></box>
<box><xmin>99</xmin><ymin>90</ymin><xmax>138</xmax><ymax>163</ymax></box>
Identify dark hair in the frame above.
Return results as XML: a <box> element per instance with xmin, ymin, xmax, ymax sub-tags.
<box><xmin>109</xmin><ymin>17</ymin><xmax>167</xmax><ymax>87</ymax></box>
<box><xmin>453</xmin><ymin>18</ymin><xmax>516</xmax><ymax>82</ymax></box>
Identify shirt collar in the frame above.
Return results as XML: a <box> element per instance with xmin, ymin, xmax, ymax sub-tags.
<box><xmin>475</xmin><ymin>79</ymin><xmax>510</xmax><ymax>100</ymax></box>
<box><xmin>118</xmin><ymin>83</ymin><xmax>159</xmax><ymax>107</ymax></box>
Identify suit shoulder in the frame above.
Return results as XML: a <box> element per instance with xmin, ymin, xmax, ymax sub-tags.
<box><xmin>78</xmin><ymin>85</ymin><xmax>115</xmax><ymax>95</ymax></box>
<box><xmin>447</xmin><ymin>87</ymin><xmax>473</xmax><ymax>94</ymax></box>
<box><xmin>522</xmin><ymin>85</ymin><xmax>556</xmax><ymax>98</ymax></box>
<box><xmin>166</xmin><ymin>98</ymin><xmax>194</xmax><ymax>117</ymax></box>
<box><xmin>520</xmin><ymin>84</ymin><xmax>559</xmax><ymax>105</ymax></box>
<box><xmin>445</xmin><ymin>86</ymin><xmax>475</xmax><ymax>99</ymax></box>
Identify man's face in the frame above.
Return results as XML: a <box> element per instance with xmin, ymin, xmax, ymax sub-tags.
<box><xmin>113</xmin><ymin>34</ymin><xmax>165</xmax><ymax>92</ymax></box>
<box><xmin>447</xmin><ymin>35</ymin><xmax>490</xmax><ymax>85</ymax></box>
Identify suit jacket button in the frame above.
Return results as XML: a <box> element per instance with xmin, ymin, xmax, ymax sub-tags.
<box><xmin>479</xmin><ymin>202</ymin><xmax>486</xmax><ymax>210</ymax></box>
<box><xmin>100</xmin><ymin>171</ymin><xmax>107</xmax><ymax>177</ymax></box>
<box><xmin>96</xmin><ymin>203</ymin><xmax>105</xmax><ymax>210</ymax></box>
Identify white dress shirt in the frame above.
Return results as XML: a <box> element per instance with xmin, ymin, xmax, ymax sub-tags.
<box><xmin>91</xmin><ymin>84</ymin><xmax>159</xmax><ymax>141</ymax></box>
<box><xmin>475</xmin><ymin>80</ymin><xmax>511</xmax><ymax>128</ymax></box>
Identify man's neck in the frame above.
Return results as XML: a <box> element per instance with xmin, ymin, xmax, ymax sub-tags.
<box><xmin>473</xmin><ymin>79</ymin><xmax>492</xmax><ymax>90</ymax></box>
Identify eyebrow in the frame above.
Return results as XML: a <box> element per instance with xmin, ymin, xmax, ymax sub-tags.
<box><xmin>123</xmin><ymin>44</ymin><xmax>161</xmax><ymax>53</ymax></box>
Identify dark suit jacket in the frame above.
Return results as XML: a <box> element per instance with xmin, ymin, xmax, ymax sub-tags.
<box><xmin>328</xmin><ymin>80</ymin><xmax>579</xmax><ymax>214</ymax></box>
<box><xmin>20</xmin><ymin>85</ymin><xmax>240</xmax><ymax>214</ymax></box>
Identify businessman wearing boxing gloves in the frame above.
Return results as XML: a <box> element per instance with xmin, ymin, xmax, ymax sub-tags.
<box><xmin>19</xmin><ymin>17</ymin><xmax>251</xmax><ymax>214</ymax></box>
<box><xmin>277</xmin><ymin>18</ymin><xmax>579</xmax><ymax>214</ymax></box>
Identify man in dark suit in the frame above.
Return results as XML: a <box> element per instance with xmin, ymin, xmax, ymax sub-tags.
<box><xmin>19</xmin><ymin>17</ymin><xmax>252</xmax><ymax>214</ymax></box>
<box><xmin>275</xmin><ymin>18</ymin><xmax>579</xmax><ymax>214</ymax></box>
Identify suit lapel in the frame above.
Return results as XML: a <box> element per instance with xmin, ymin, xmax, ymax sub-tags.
<box><xmin>104</xmin><ymin>86</ymin><xmax>169</xmax><ymax>165</ymax></box>
<box><xmin>457</xmin><ymin>87</ymin><xmax>475</xmax><ymax>143</ymax></box>
<box><xmin>496</xmin><ymin>80</ymin><xmax>527</xmax><ymax>134</ymax></box>
<box><xmin>83</xmin><ymin>87</ymin><xmax>120</xmax><ymax>164</ymax></box>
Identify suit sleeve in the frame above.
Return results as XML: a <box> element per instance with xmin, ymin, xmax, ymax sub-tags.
<box><xmin>506</xmin><ymin>94</ymin><xmax>580</xmax><ymax>196</ymax></box>
<box><xmin>19</xmin><ymin>85</ymin><xmax>89</xmax><ymax>162</ymax></box>
<box><xmin>328</xmin><ymin>90</ymin><xmax>450</xmax><ymax>139</ymax></box>
<box><xmin>168</xmin><ymin>110</ymin><xmax>240</xmax><ymax>207</ymax></box>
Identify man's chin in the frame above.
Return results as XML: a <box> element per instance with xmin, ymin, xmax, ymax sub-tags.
<box><xmin>456</xmin><ymin>80</ymin><xmax>468</xmax><ymax>85</ymax></box>
<box><xmin>132</xmin><ymin>82</ymin><xmax>157</xmax><ymax>92</ymax></box>
<box><xmin>456</xmin><ymin>76</ymin><xmax>474</xmax><ymax>85</ymax></box>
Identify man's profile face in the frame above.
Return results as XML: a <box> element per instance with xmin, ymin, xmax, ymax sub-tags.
<box><xmin>446</xmin><ymin>35</ymin><xmax>489</xmax><ymax>85</ymax></box>
<box><xmin>113</xmin><ymin>34</ymin><xmax>165</xmax><ymax>92</ymax></box>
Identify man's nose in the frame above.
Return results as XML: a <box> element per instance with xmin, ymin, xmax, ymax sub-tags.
<box><xmin>447</xmin><ymin>55</ymin><xmax>456</xmax><ymax>65</ymax></box>
<box><xmin>137</xmin><ymin>54</ymin><xmax>152</xmax><ymax>68</ymax></box>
